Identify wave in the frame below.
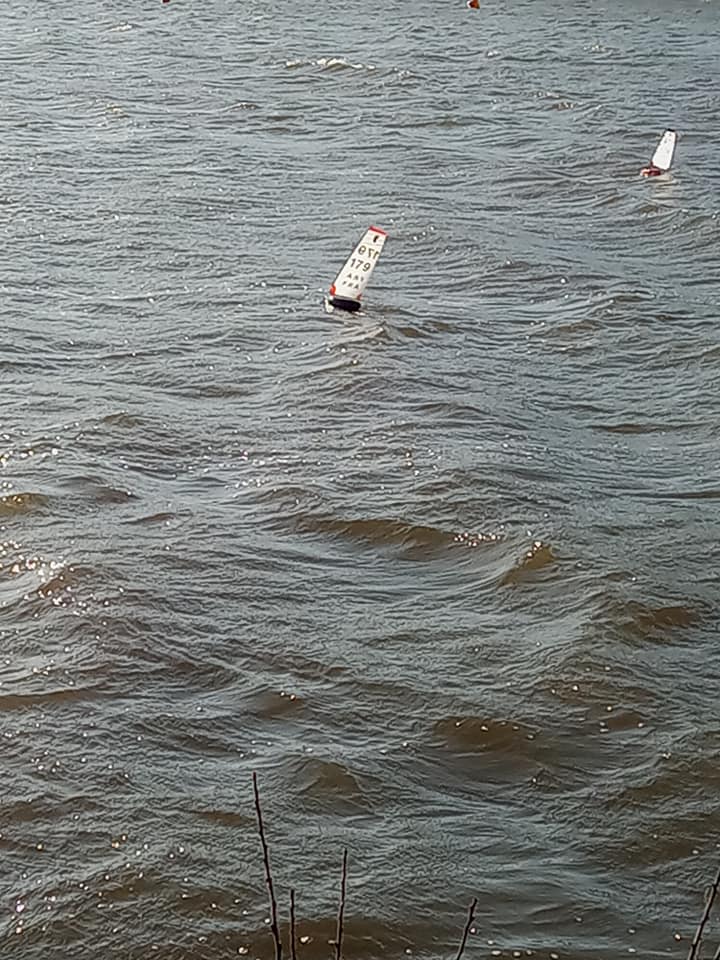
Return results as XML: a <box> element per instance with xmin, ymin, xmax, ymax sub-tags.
<box><xmin>434</xmin><ymin>715</ymin><xmax>539</xmax><ymax>752</ymax></box>
<box><xmin>192</xmin><ymin>808</ymin><xmax>253</xmax><ymax>828</ymax></box>
<box><xmin>284</xmin><ymin>56</ymin><xmax>376</xmax><ymax>72</ymax></box>
<box><xmin>123</xmin><ymin>511</ymin><xmax>177</xmax><ymax>526</ymax></box>
<box><xmin>245</xmin><ymin>688</ymin><xmax>304</xmax><ymax>720</ymax></box>
<box><xmin>591</xmin><ymin>420</ymin><xmax>693</xmax><ymax>434</ymax></box>
<box><xmin>294</xmin><ymin>514</ymin><xmax>449</xmax><ymax>549</ymax></box>
<box><xmin>500</xmin><ymin>540</ymin><xmax>558</xmax><ymax>585</ymax></box>
<box><xmin>0</xmin><ymin>685</ymin><xmax>104</xmax><ymax>712</ymax></box>
<box><xmin>590</xmin><ymin>594</ymin><xmax>702</xmax><ymax>645</ymax></box>
<box><xmin>99</xmin><ymin>411</ymin><xmax>142</xmax><ymax>428</ymax></box>
<box><xmin>289</xmin><ymin>514</ymin><xmax>502</xmax><ymax>559</ymax></box>
<box><xmin>0</xmin><ymin>542</ymin><xmax>76</xmax><ymax>611</ymax></box>
<box><xmin>217</xmin><ymin>914</ymin><xmax>422</xmax><ymax>960</ymax></box>
<box><xmin>285</xmin><ymin>756</ymin><xmax>382</xmax><ymax>815</ymax></box>
<box><xmin>58</xmin><ymin>475</ymin><xmax>136</xmax><ymax>505</ymax></box>
<box><xmin>0</xmin><ymin>491</ymin><xmax>49</xmax><ymax>515</ymax></box>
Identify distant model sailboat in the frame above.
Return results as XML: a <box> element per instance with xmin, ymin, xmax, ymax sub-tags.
<box><xmin>640</xmin><ymin>129</ymin><xmax>677</xmax><ymax>177</ymax></box>
<box><xmin>325</xmin><ymin>226</ymin><xmax>387</xmax><ymax>313</ymax></box>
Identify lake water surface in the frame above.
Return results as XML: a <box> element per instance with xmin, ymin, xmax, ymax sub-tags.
<box><xmin>2</xmin><ymin>1</ymin><xmax>720</xmax><ymax>958</ymax></box>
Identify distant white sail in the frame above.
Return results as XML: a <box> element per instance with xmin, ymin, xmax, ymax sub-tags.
<box><xmin>651</xmin><ymin>129</ymin><xmax>677</xmax><ymax>171</ymax></box>
<box><xmin>327</xmin><ymin>226</ymin><xmax>387</xmax><ymax>311</ymax></box>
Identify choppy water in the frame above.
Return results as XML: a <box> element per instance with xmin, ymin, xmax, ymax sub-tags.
<box><xmin>2</xmin><ymin>1</ymin><xmax>720</xmax><ymax>958</ymax></box>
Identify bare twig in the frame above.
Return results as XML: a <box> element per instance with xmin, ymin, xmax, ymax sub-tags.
<box><xmin>290</xmin><ymin>888</ymin><xmax>297</xmax><ymax>960</ymax></box>
<box><xmin>688</xmin><ymin>863</ymin><xmax>720</xmax><ymax>960</ymax></box>
<box><xmin>334</xmin><ymin>848</ymin><xmax>349</xmax><ymax>960</ymax></box>
<box><xmin>454</xmin><ymin>897</ymin><xmax>478</xmax><ymax>960</ymax></box>
<box><xmin>252</xmin><ymin>772</ymin><xmax>282</xmax><ymax>960</ymax></box>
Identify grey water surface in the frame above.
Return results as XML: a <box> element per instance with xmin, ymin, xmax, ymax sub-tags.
<box><xmin>2</xmin><ymin>1</ymin><xmax>720</xmax><ymax>958</ymax></box>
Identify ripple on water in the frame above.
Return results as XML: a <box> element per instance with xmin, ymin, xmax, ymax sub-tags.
<box><xmin>499</xmin><ymin>541</ymin><xmax>558</xmax><ymax>586</ymax></box>
<box><xmin>590</xmin><ymin>592</ymin><xmax>703</xmax><ymax>645</ymax></box>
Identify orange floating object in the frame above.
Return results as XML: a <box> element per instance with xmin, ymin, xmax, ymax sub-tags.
<box><xmin>467</xmin><ymin>0</ymin><xmax>480</xmax><ymax>8</ymax></box>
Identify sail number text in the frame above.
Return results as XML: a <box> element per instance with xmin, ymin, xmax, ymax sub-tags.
<box><xmin>349</xmin><ymin>244</ymin><xmax>380</xmax><ymax>272</ymax></box>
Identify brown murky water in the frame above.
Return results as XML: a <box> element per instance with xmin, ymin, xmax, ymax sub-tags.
<box><xmin>2</xmin><ymin>1</ymin><xmax>720</xmax><ymax>958</ymax></box>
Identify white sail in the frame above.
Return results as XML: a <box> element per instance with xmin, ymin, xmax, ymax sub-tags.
<box><xmin>651</xmin><ymin>129</ymin><xmax>677</xmax><ymax>171</ymax></box>
<box><xmin>329</xmin><ymin>226</ymin><xmax>387</xmax><ymax>305</ymax></box>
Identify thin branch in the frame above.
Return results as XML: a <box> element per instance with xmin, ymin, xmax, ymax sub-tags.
<box><xmin>290</xmin><ymin>888</ymin><xmax>297</xmax><ymax>960</ymax></box>
<box><xmin>688</xmin><ymin>863</ymin><xmax>720</xmax><ymax>960</ymax></box>
<box><xmin>252</xmin><ymin>772</ymin><xmax>282</xmax><ymax>960</ymax></box>
<box><xmin>454</xmin><ymin>897</ymin><xmax>478</xmax><ymax>960</ymax></box>
<box><xmin>334</xmin><ymin>848</ymin><xmax>349</xmax><ymax>960</ymax></box>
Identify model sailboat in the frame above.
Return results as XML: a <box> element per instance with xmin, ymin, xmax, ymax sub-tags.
<box><xmin>641</xmin><ymin>129</ymin><xmax>677</xmax><ymax>177</ymax></box>
<box><xmin>325</xmin><ymin>226</ymin><xmax>387</xmax><ymax>312</ymax></box>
